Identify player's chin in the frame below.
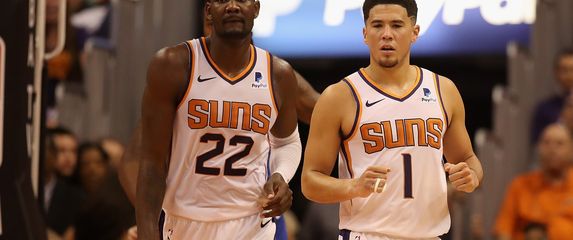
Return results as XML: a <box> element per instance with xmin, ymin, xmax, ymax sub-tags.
<box><xmin>378</xmin><ymin>59</ymin><xmax>399</xmax><ymax>68</ymax></box>
<box><xmin>221</xmin><ymin>29</ymin><xmax>251</xmax><ymax>39</ymax></box>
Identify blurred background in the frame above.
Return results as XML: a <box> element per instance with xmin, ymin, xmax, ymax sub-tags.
<box><xmin>1</xmin><ymin>0</ymin><xmax>573</xmax><ymax>239</ymax></box>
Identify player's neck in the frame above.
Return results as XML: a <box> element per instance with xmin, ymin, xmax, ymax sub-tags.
<box><xmin>365</xmin><ymin>60</ymin><xmax>415</xmax><ymax>87</ymax></box>
<box><xmin>207</xmin><ymin>35</ymin><xmax>252</xmax><ymax>78</ymax></box>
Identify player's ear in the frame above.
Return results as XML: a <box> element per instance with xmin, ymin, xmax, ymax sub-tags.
<box><xmin>411</xmin><ymin>17</ymin><xmax>420</xmax><ymax>43</ymax></box>
<box><xmin>205</xmin><ymin>2</ymin><xmax>213</xmax><ymax>21</ymax></box>
<box><xmin>411</xmin><ymin>24</ymin><xmax>420</xmax><ymax>43</ymax></box>
<box><xmin>363</xmin><ymin>27</ymin><xmax>368</xmax><ymax>44</ymax></box>
<box><xmin>254</xmin><ymin>0</ymin><xmax>260</xmax><ymax>19</ymax></box>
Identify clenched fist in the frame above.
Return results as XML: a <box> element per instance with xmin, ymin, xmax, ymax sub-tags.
<box><xmin>350</xmin><ymin>166</ymin><xmax>391</xmax><ymax>198</ymax></box>
<box><xmin>444</xmin><ymin>162</ymin><xmax>479</xmax><ymax>193</ymax></box>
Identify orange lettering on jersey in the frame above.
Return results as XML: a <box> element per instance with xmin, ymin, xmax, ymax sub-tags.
<box><xmin>405</xmin><ymin>118</ymin><xmax>427</xmax><ymax>147</ymax></box>
<box><xmin>187</xmin><ymin>99</ymin><xmax>272</xmax><ymax>134</ymax></box>
<box><xmin>360</xmin><ymin>122</ymin><xmax>385</xmax><ymax>154</ymax></box>
<box><xmin>209</xmin><ymin>100</ymin><xmax>231</xmax><ymax>128</ymax></box>
<box><xmin>231</xmin><ymin>102</ymin><xmax>252</xmax><ymax>131</ymax></box>
<box><xmin>188</xmin><ymin>99</ymin><xmax>209</xmax><ymax>129</ymax></box>
<box><xmin>383</xmin><ymin>120</ymin><xmax>406</xmax><ymax>149</ymax></box>
<box><xmin>360</xmin><ymin>118</ymin><xmax>443</xmax><ymax>153</ymax></box>
<box><xmin>252</xmin><ymin>104</ymin><xmax>271</xmax><ymax>135</ymax></box>
<box><xmin>427</xmin><ymin>118</ymin><xmax>443</xmax><ymax>149</ymax></box>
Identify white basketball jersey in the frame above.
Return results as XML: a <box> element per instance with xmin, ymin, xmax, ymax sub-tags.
<box><xmin>162</xmin><ymin>38</ymin><xmax>278</xmax><ymax>222</ymax></box>
<box><xmin>338</xmin><ymin>67</ymin><xmax>450</xmax><ymax>238</ymax></box>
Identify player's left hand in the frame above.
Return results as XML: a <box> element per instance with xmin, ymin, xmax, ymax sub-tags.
<box><xmin>258</xmin><ymin>173</ymin><xmax>293</xmax><ymax>218</ymax></box>
<box><xmin>444</xmin><ymin>162</ymin><xmax>479</xmax><ymax>193</ymax></box>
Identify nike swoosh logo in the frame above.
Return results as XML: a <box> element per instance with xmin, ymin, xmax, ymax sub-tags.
<box><xmin>260</xmin><ymin>218</ymin><xmax>272</xmax><ymax>228</ymax></box>
<box><xmin>365</xmin><ymin>99</ymin><xmax>384</xmax><ymax>107</ymax></box>
<box><xmin>197</xmin><ymin>76</ymin><xmax>216</xmax><ymax>82</ymax></box>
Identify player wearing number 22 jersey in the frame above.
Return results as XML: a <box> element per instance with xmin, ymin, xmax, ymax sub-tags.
<box><xmin>163</xmin><ymin>38</ymin><xmax>278</xmax><ymax>221</ymax></box>
<box><xmin>137</xmin><ymin>1</ymin><xmax>301</xmax><ymax>240</ymax></box>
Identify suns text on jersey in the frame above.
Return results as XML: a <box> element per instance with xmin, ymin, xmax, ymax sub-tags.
<box><xmin>187</xmin><ymin>99</ymin><xmax>272</xmax><ymax>135</ymax></box>
<box><xmin>360</xmin><ymin>118</ymin><xmax>444</xmax><ymax>153</ymax></box>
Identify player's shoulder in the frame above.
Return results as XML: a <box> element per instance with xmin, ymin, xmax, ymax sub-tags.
<box><xmin>149</xmin><ymin>43</ymin><xmax>189</xmax><ymax>71</ymax></box>
<box><xmin>146</xmin><ymin>43</ymin><xmax>190</xmax><ymax>93</ymax></box>
<box><xmin>429</xmin><ymin>71</ymin><xmax>457</xmax><ymax>92</ymax></box>
<box><xmin>311</xmin><ymin>80</ymin><xmax>357</xmax><ymax>122</ymax></box>
<box><xmin>427</xmin><ymin>70</ymin><xmax>461</xmax><ymax>104</ymax></box>
<box><xmin>319</xmin><ymin>79</ymin><xmax>356</xmax><ymax>105</ymax></box>
<box><xmin>271</xmin><ymin>55</ymin><xmax>295</xmax><ymax>81</ymax></box>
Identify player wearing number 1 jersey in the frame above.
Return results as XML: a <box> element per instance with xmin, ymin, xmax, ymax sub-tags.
<box><xmin>136</xmin><ymin>0</ymin><xmax>301</xmax><ymax>240</ymax></box>
<box><xmin>302</xmin><ymin>0</ymin><xmax>484</xmax><ymax>239</ymax></box>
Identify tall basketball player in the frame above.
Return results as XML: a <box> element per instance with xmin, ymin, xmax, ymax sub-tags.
<box><xmin>136</xmin><ymin>0</ymin><xmax>302</xmax><ymax>239</ymax></box>
<box><xmin>301</xmin><ymin>0</ymin><xmax>483</xmax><ymax>239</ymax></box>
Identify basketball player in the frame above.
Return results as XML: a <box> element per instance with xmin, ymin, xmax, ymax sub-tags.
<box><xmin>136</xmin><ymin>0</ymin><xmax>302</xmax><ymax>239</ymax></box>
<box><xmin>301</xmin><ymin>0</ymin><xmax>484</xmax><ymax>239</ymax></box>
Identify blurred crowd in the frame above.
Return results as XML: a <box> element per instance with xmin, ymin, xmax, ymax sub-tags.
<box><xmin>44</xmin><ymin>126</ymin><xmax>134</xmax><ymax>240</ymax></box>
<box><xmin>490</xmin><ymin>50</ymin><xmax>573</xmax><ymax>240</ymax></box>
<box><xmin>42</xmin><ymin>0</ymin><xmax>573</xmax><ymax>238</ymax></box>
<box><xmin>43</xmin><ymin>0</ymin><xmax>131</xmax><ymax>239</ymax></box>
<box><xmin>45</xmin><ymin>0</ymin><xmax>111</xmax><ymax>128</ymax></box>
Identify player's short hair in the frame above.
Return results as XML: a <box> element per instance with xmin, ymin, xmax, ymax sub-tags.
<box><xmin>363</xmin><ymin>0</ymin><xmax>418</xmax><ymax>24</ymax></box>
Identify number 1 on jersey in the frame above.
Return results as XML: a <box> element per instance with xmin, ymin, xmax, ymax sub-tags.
<box><xmin>402</xmin><ymin>153</ymin><xmax>413</xmax><ymax>198</ymax></box>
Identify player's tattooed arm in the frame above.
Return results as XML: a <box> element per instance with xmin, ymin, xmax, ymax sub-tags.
<box><xmin>137</xmin><ymin>45</ymin><xmax>188</xmax><ymax>240</ymax></box>
<box><xmin>440</xmin><ymin>76</ymin><xmax>483</xmax><ymax>193</ymax></box>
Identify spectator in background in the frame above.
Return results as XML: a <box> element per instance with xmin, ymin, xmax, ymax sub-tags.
<box><xmin>73</xmin><ymin>142</ymin><xmax>135</xmax><ymax>240</ymax></box>
<box><xmin>44</xmin><ymin>128</ymin><xmax>84</xmax><ymax>240</ymax></box>
<box><xmin>74</xmin><ymin>142</ymin><xmax>110</xmax><ymax>194</ymax></box>
<box><xmin>531</xmin><ymin>49</ymin><xmax>573</xmax><ymax>144</ymax></box>
<box><xmin>494</xmin><ymin>123</ymin><xmax>573</xmax><ymax>240</ymax></box>
<box><xmin>560</xmin><ymin>94</ymin><xmax>573</xmax><ymax>135</ymax></box>
<box><xmin>50</xmin><ymin>127</ymin><xmax>79</xmax><ymax>181</ymax></box>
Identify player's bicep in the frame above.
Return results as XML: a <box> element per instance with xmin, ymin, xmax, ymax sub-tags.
<box><xmin>441</xmin><ymin>77</ymin><xmax>475</xmax><ymax>164</ymax></box>
<box><xmin>141</xmin><ymin>47</ymin><xmax>187</xmax><ymax>162</ymax></box>
<box><xmin>303</xmin><ymin>85</ymin><xmax>347</xmax><ymax>175</ymax></box>
<box><xmin>270</xmin><ymin>57</ymin><xmax>298</xmax><ymax>138</ymax></box>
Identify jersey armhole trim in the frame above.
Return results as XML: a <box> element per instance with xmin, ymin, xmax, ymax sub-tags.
<box><xmin>434</xmin><ymin>73</ymin><xmax>450</xmax><ymax>128</ymax></box>
<box><xmin>340</xmin><ymin>142</ymin><xmax>354</xmax><ymax>178</ymax></box>
<box><xmin>267</xmin><ymin>52</ymin><xmax>279</xmax><ymax>111</ymax></box>
<box><xmin>176</xmin><ymin>40</ymin><xmax>195</xmax><ymax>111</ymax></box>
<box><xmin>341</xmin><ymin>78</ymin><xmax>362</xmax><ymax>141</ymax></box>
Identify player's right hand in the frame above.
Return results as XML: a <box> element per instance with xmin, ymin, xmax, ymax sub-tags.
<box><xmin>258</xmin><ymin>173</ymin><xmax>292</xmax><ymax>218</ymax></box>
<box><xmin>350</xmin><ymin>166</ymin><xmax>390</xmax><ymax>198</ymax></box>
